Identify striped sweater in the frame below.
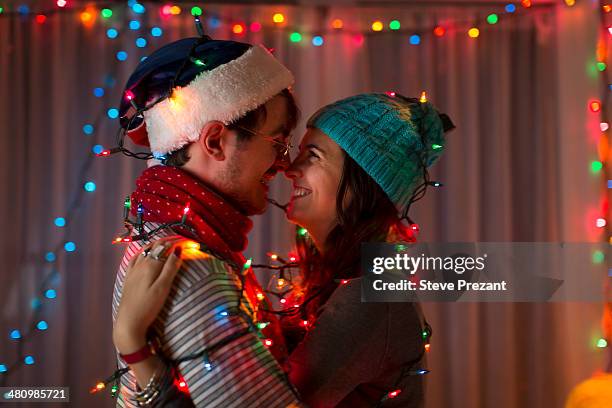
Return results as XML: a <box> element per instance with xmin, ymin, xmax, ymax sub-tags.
<box><xmin>111</xmin><ymin>223</ymin><xmax>301</xmax><ymax>407</ymax></box>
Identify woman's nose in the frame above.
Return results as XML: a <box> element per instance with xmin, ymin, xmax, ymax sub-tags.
<box><xmin>284</xmin><ymin>159</ymin><xmax>301</xmax><ymax>180</ymax></box>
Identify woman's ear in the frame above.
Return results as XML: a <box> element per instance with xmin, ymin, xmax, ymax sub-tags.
<box><xmin>198</xmin><ymin>121</ymin><xmax>227</xmax><ymax>161</ymax></box>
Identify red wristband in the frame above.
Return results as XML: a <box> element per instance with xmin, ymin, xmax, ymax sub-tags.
<box><xmin>120</xmin><ymin>343</ymin><xmax>155</xmax><ymax>364</ymax></box>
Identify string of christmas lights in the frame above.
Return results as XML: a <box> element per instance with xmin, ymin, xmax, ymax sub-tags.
<box><xmin>0</xmin><ymin>12</ymin><xmax>154</xmax><ymax>384</ymax></box>
<box><xmin>93</xmin><ymin>198</ymin><xmax>434</xmax><ymax>403</ymax></box>
<box><xmin>0</xmin><ymin>0</ymin><xmax>570</xmax><ymax>49</ymax></box>
<box><xmin>593</xmin><ymin>0</ymin><xmax>611</xmax><ymax>352</ymax></box>
<box><xmin>0</xmin><ymin>0</ymin><xmax>594</xmax><ymax>404</ymax></box>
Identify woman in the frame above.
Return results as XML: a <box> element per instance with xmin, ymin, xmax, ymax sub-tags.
<box><xmin>114</xmin><ymin>93</ymin><xmax>453</xmax><ymax>407</ymax></box>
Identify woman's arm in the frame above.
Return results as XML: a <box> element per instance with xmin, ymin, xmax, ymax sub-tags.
<box><xmin>114</xmin><ymin>238</ymin><xmax>195</xmax><ymax>407</ymax></box>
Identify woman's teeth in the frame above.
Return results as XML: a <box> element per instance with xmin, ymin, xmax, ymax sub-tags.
<box><xmin>293</xmin><ymin>187</ymin><xmax>311</xmax><ymax>198</ymax></box>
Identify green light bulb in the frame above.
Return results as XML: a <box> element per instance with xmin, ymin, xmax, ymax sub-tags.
<box><xmin>592</xmin><ymin>250</ymin><xmax>604</xmax><ymax>264</ymax></box>
<box><xmin>191</xmin><ymin>6</ymin><xmax>203</xmax><ymax>16</ymax></box>
<box><xmin>487</xmin><ymin>14</ymin><xmax>498</xmax><ymax>24</ymax></box>
<box><xmin>101</xmin><ymin>8</ymin><xmax>113</xmax><ymax>18</ymax></box>
<box><xmin>591</xmin><ymin>161</ymin><xmax>603</xmax><ymax>173</ymax></box>
<box><xmin>389</xmin><ymin>20</ymin><xmax>401</xmax><ymax>30</ymax></box>
<box><xmin>290</xmin><ymin>32</ymin><xmax>302</xmax><ymax>43</ymax></box>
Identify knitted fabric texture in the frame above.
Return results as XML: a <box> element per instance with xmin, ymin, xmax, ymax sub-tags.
<box><xmin>307</xmin><ymin>93</ymin><xmax>447</xmax><ymax>211</ymax></box>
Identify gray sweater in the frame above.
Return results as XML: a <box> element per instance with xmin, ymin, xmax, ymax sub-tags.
<box><xmin>287</xmin><ymin>278</ymin><xmax>427</xmax><ymax>407</ymax></box>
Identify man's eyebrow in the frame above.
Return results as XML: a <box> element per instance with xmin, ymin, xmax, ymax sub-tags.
<box><xmin>270</xmin><ymin>123</ymin><xmax>287</xmax><ymax>136</ymax></box>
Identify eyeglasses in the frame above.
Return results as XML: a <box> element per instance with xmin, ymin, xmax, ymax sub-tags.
<box><xmin>232</xmin><ymin>125</ymin><xmax>293</xmax><ymax>158</ymax></box>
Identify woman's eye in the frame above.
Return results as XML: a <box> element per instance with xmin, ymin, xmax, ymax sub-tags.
<box><xmin>308</xmin><ymin>150</ymin><xmax>320</xmax><ymax>160</ymax></box>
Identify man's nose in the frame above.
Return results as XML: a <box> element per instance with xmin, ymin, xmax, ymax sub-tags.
<box><xmin>275</xmin><ymin>153</ymin><xmax>291</xmax><ymax>172</ymax></box>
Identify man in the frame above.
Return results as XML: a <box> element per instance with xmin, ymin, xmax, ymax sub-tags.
<box><xmin>111</xmin><ymin>36</ymin><xmax>300</xmax><ymax>407</ymax></box>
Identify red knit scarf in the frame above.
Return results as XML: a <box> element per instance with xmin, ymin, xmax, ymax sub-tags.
<box><xmin>130</xmin><ymin>165</ymin><xmax>287</xmax><ymax>359</ymax></box>
<box><xmin>131</xmin><ymin>165</ymin><xmax>252</xmax><ymax>267</ymax></box>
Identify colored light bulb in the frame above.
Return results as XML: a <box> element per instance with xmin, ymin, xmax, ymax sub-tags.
<box><xmin>84</xmin><ymin>181</ymin><xmax>96</xmax><ymax>192</ymax></box>
<box><xmin>388</xmin><ymin>389</ymin><xmax>401</xmax><ymax>398</ymax></box>
<box><xmin>290</xmin><ymin>32</ymin><xmax>302</xmax><ymax>43</ymax></box>
<box><xmin>420</xmin><ymin>91</ymin><xmax>427</xmax><ymax>103</ymax></box>
<box><xmin>232</xmin><ymin>23</ymin><xmax>245</xmax><ymax>35</ymax></box>
<box><xmin>434</xmin><ymin>26</ymin><xmax>445</xmax><ymax>37</ymax></box>
<box><xmin>312</xmin><ymin>36</ymin><xmax>324</xmax><ymax>46</ymax></box>
<box><xmin>372</xmin><ymin>21</ymin><xmax>383</xmax><ymax>32</ymax></box>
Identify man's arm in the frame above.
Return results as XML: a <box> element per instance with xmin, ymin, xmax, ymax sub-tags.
<box><xmin>155</xmin><ymin>258</ymin><xmax>301</xmax><ymax>407</ymax></box>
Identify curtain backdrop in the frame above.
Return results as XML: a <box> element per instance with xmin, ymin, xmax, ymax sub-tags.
<box><xmin>0</xmin><ymin>1</ymin><xmax>604</xmax><ymax>407</ymax></box>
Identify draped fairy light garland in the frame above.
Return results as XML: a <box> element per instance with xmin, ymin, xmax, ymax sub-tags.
<box><xmin>0</xmin><ymin>0</ymin><xmax>587</xmax><ymax>403</ymax></box>
<box><xmin>591</xmin><ymin>0</ymin><xmax>611</xmax><ymax>353</ymax></box>
<box><xmin>0</xmin><ymin>0</ymin><xmax>565</xmax><ymax>49</ymax></box>
<box><xmin>0</xmin><ymin>2</ymin><xmax>162</xmax><ymax>386</ymax></box>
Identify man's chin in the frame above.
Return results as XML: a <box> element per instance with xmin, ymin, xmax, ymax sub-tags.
<box><xmin>240</xmin><ymin>196</ymin><xmax>267</xmax><ymax>216</ymax></box>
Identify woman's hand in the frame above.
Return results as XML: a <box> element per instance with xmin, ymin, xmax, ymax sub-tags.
<box><xmin>113</xmin><ymin>237</ymin><xmax>184</xmax><ymax>354</ymax></box>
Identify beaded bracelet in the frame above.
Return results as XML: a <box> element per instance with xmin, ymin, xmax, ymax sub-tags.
<box><xmin>134</xmin><ymin>362</ymin><xmax>171</xmax><ymax>407</ymax></box>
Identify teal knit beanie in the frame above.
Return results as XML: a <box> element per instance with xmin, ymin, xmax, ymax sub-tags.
<box><xmin>307</xmin><ymin>93</ymin><xmax>454</xmax><ymax>213</ymax></box>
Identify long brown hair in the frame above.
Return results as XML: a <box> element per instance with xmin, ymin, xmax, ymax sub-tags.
<box><xmin>295</xmin><ymin>151</ymin><xmax>400</xmax><ymax>321</ymax></box>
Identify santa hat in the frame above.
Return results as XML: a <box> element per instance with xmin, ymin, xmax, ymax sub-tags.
<box><xmin>119</xmin><ymin>37</ymin><xmax>294</xmax><ymax>156</ymax></box>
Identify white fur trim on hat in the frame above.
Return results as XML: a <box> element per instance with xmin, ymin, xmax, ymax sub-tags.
<box><xmin>143</xmin><ymin>45</ymin><xmax>294</xmax><ymax>155</ymax></box>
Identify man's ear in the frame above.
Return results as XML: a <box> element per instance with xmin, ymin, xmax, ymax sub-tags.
<box><xmin>198</xmin><ymin>121</ymin><xmax>227</xmax><ymax>161</ymax></box>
